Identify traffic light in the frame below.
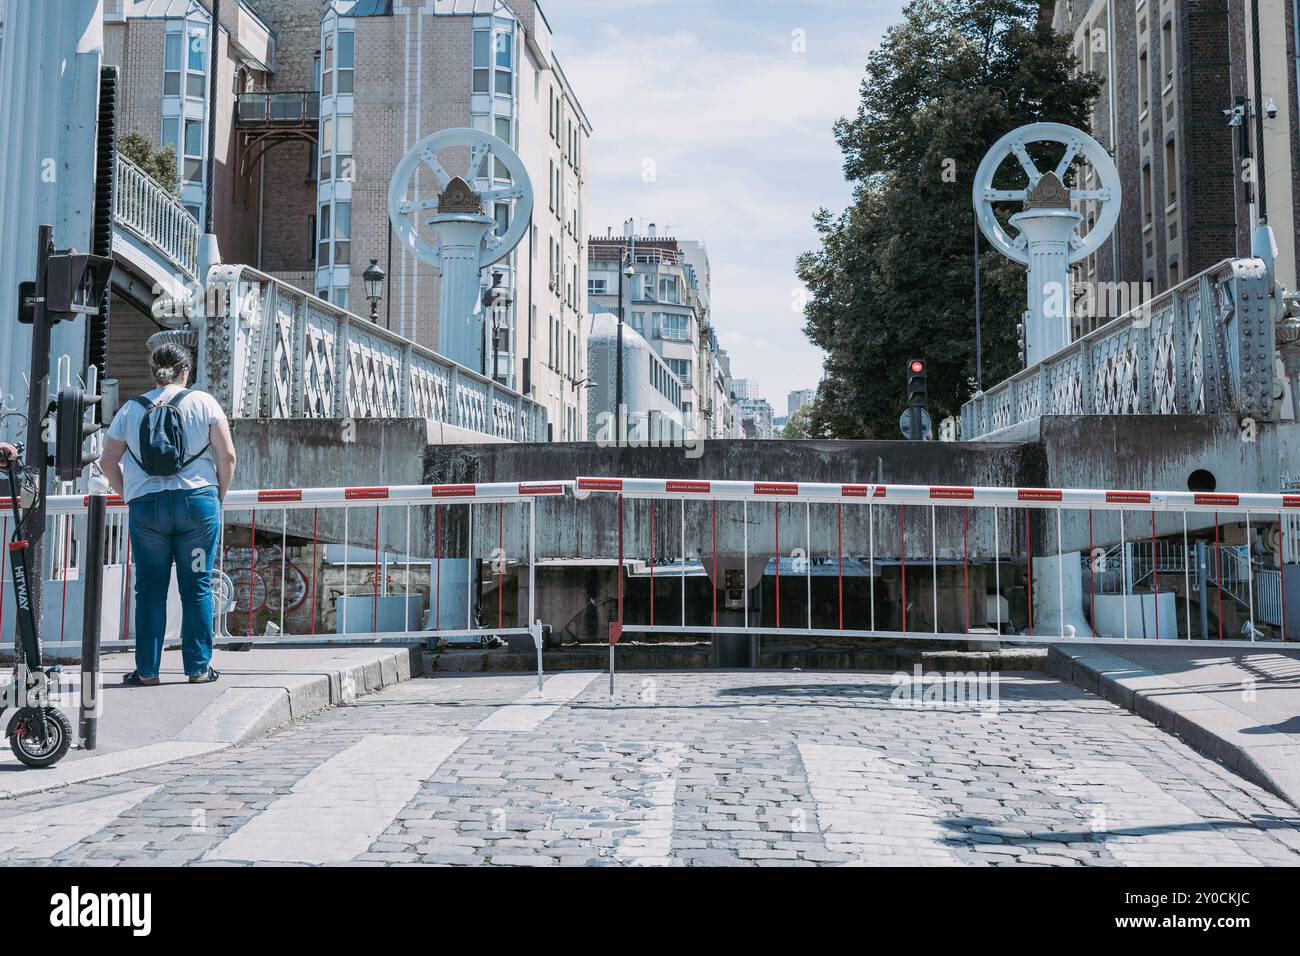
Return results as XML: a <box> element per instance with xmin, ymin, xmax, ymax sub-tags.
<box><xmin>906</xmin><ymin>358</ymin><xmax>928</xmax><ymax>408</ymax></box>
<box><xmin>55</xmin><ymin>387</ymin><xmax>102</xmax><ymax>482</ymax></box>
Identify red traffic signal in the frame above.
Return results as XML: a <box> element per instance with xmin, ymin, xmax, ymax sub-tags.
<box><xmin>909</xmin><ymin>359</ymin><xmax>925</xmax><ymax>374</ymax></box>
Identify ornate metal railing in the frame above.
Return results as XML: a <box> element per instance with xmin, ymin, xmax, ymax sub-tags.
<box><xmin>112</xmin><ymin>152</ymin><xmax>200</xmax><ymax>281</ymax></box>
<box><xmin>198</xmin><ymin>265</ymin><xmax>548</xmax><ymax>441</ymax></box>
<box><xmin>961</xmin><ymin>257</ymin><xmax>1277</xmax><ymax>438</ymax></box>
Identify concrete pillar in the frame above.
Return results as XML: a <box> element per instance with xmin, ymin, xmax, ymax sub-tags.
<box><xmin>1008</xmin><ymin>206</ymin><xmax>1083</xmax><ymax>365</ymax></box>
<box><xmin>1031</xmin><ymin>551</ymin><xmax>1095</xmax><ymax>638</ymax></box>
<box><xmin>0</xmin><ymin>0</ymin><xmax>103</xmax><ymax>433</ymax></box>
<box><xmin>429</xmin><ymin>212</ymin><xmax>496</xmax><ymax>369</ymax></box>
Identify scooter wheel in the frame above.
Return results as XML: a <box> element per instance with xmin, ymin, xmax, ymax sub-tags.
<box><xmin>10</xmin><ymin>708</ymin><xmax>72</xmax><ymax>768</ymax></box>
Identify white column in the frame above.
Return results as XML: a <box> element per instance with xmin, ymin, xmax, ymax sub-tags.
<box><xmin>1009</xmin><ymin>207</ymin><xmax>1082</xmax><ymax>366</ymax></box>
<box><xmin>429</xmin><ymin>213</ymin><xmax>495</xmax><ymax>369</ymax></box>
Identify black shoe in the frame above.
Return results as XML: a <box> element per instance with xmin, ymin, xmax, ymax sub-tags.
<box><xmin>188</xmin><ymin>667</ymin><xmax>220</xmax><ymax>684</ymax></box>
<box><xmin>122</xmin><ymin>671</ymin><xmax>160</xmax><ymax>687</ymax></box>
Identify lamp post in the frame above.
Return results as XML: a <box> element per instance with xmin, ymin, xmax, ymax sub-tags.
<box><xmin>363</xmin><ymin>258</ymin><xmax>385</xmax><ymax>323</ymax></box>
<box><xmin>615</xmin><ymin>255</ymin><xmax>634</xmax><ymax>446</ymax></box>
<box><xmin>483</xmin><ymin>270</ymin><xmax>513</xmax><ymax>385</ymax></box>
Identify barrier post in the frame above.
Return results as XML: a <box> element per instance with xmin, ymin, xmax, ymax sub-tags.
<box><xmin>78</xmin><ymin>493</ymin><xmax>107</xmax><ymax>750</ymax></box>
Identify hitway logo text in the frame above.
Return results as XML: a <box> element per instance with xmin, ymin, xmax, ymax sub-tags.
<box><xmin>50</xmin><ymin>886</ymin><xmax>151</xmax><ymax>936</ymax></box>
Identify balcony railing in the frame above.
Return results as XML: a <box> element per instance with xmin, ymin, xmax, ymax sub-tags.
<box><xmin>198</xmin><ymin>265</ymin><xmax>548</xmax><ymax>442</ymax></box>
<box><xmin>235</xmin><ymin>91</ymin><xmax>320</xmax><ymax>128</ymax></box>
<box><xmin>961</xmin><ymin>257</ymin><xmax>1277</xmax><ymax>439</ymax></box>
<box><xmin>113</xmin><ymin>152</ymin><xmax>201</xmax><ymax>281</ymax></box>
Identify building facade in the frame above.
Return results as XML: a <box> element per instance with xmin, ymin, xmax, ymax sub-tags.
<box><xmin>787</xmin><ymin>388</ymin><xmax>815</xmax><ymax>417</ymax></box>
<box><xmin>1050</xmin><ymin>0</ymin><xmax>1300</xmax><ymax>318</ymax></box>
<box><xmin>97</xmin><ymin>0</ymin><xmax>590</xmax><ymax>438</ymax></box>
<box><xmin>587</xmin><ymin>230</ymin><xmax>741</xmax><ymax>441</ymax></box>
<box><xmin>584</xmin><ymin>312</ymin><xmax>686</xmax><ymax>443</ymax></box>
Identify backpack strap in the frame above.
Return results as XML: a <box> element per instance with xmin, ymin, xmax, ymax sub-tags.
<box><xmin>165</xmin><ymin>391</ymin><xmax>211</xmax><ymax>468</ymax></box>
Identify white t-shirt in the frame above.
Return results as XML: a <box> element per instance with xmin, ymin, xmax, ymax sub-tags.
<box><xmin>106</xmin><ymin>386</ymin><xmax>226</xmax><ymax>502</ymax></box>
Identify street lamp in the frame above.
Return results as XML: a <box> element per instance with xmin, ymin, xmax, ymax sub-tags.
<box><xmin>482</xmin><ymin>270</ymin><xmax>513</xmax><ymax>385</ymax></box>
<box><xmin>362</xmin><ymin>258</ymin><xmax>385</xmax><ymax>323</ymax></box>
<box><xmin>616</xmin><ymin>255</ymin><xmax>634</xmax><ymax>445</ymax></box>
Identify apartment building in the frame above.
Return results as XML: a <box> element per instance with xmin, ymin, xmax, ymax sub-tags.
<box><xmin>97</xmin><ymin>0</ymin><xmax>590</xmax><ymax>438</ymax></box>
<box><xmin>1051</xmin><ymin>0</ymin><xmax>1274</xmax><ymax>318</ymax></box>
<box><xmin>587</xmin><ymin>230</ymin><xmax>742</xmax><ymax>440</ymax></box>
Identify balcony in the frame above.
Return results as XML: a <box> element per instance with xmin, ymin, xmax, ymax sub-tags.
<box><xmin>235</xmin><ymin>91</ymin><xmax>320</xmax><ymax>129</ymax></box>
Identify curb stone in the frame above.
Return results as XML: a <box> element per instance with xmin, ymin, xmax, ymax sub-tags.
<box><xmin>0</xmin><ymin>647</ymin><xmax>416</xmax><ymax>801</ymax></box>
<box><xmin>1047</xmin><ymin>645</ymin><xmax>1300</xmax><ymax>811</ymax></box>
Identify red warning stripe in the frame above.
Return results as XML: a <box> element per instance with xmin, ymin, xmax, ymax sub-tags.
<box><xmin>1285</xmin><ymin>495</ymin><xmax>1300</xmax><ymax>509</ymax></box>
<box><xmin>754</xmin><ymin>482</ymin><xmax>799</xmax><ymax>496</ymax></box>
<box><xmin>8</xmin><ymin>540</ymin><xmax>29</xmax><ymax>551</ymax></box>
<box><xmin>930</xmin><ymin>487</ymin><xmax>974</xmax><ymax>500</ymax></box>
<box><xmin>1194</xmin><ymin>493</ymin><xmax>1239</xmax><ymax>507</ymax></box>
<box><xmin>257</xmin><ymin>489</ymin><xmax>303</xmax><ymax>503</ymax></box>
<box><xmin>1105</xmin><ymin>491</ymin><xmax>1150</xmax><ymax>504</ymax></box>
<box><xmin>841</xmin><ymin>484</ymin><xmax>870</xmax><ymax>497</ymax></box>
<box><xmin>519</xmin><ymin>482</ymin><xmax>565</xmax><ymax>496</ymax></box>
<box><xmin>578</xmin><ymin>478</ymin><xmax>622</xmax><ymax>491</ymax></box>
<box><xmin>430</xmin><ymin>484</ymin><xmax>476</xmax><ymax>498</ymax></box>
<box><xmin>344</xmin><ymin>487</ymin><xmax>389</xmax><ymax>500</ymax></box>
<box><xmin>666</xmin><ymin>480</ymin><xmax>710</xmax><ymax>494</ymax></box>
<box><xmin>1017</xmin><ymin>488</ymin><xmax>1063</xmax><ymax>502</ymax></box>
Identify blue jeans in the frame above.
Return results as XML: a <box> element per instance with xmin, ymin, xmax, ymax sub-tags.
<box><xmin>127</xmin><ymin>486</ymin><xmax>221</xmax><ymax>678</ymax></box>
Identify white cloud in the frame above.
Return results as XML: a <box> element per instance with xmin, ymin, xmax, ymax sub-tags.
<box><xmin>549</xmin><ymin>2</ymin><xmax>897</xmax><ymax>408</ymax></box>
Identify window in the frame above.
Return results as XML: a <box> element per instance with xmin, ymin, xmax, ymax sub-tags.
<box><xmin>494</xmin><ymin>201</ymin><xmax>510</xmax><ymax>237</ymax></box>
<box><xmin>322</xmin><ymin>34</ymin><xmax>334</xmax><ymax>96</ymax></box>
<box><xmin>495</xmin><ymin>27</ymin><xmax>513</xmax><ymax>95</ymax></box>
<box><xmin>186</xmin><ymin>29</ymin><xmax>206</xmax><ymax>98</ymax></box>
<box><xmin>1161</xmin><ymin>22</ymin><xmax>1173</xmax><ymax>86</ymax></box>
<box><xmin>164</xmin><ymin>32</ymin><xmax>182</xmax><ymax>95</ymax></box>
<box><xmin>1139</xmin><ymin>51</ymin><xmax>1149</xmax><ymax>113</ymax></box>
<box><xmin>666</xmin><ymin>358</ymin><xmax>691</xmax><ymax>382</ymax></box>
<box><xmin>472</xmin><ymin>30</ymin><xmax>490</xmax><ymax>92</ymax></box>
<box><xmin>657</xmin><ymin>313</ymin><xmax>689</xmax><ymax>341</ymax></box>
<box><xmin>307</xmin><ymin>214</ymin><xmax>317</xmax><ymax>261</ymax></box>
<box><xmin>333</xmin><ymin>200</ymin><xmax>351</xmax><ymax>264</ymax></box>
<box><xmin>318</xmin><ymin>204</ymin><xmax>331</xmax><ymax>265</ymax></box>
<box><xmin>320</xmin><ymin>116</ymin><xmax>333</xmax><ymax>182</ymax></box>
<box><xmin>1141</xmin><ymin>163</ymin><xmax>1153</xmax><ymax>226</ymax></box>
<box><xmin>337</xmin><ymin>31</ymin><xmax>354</xmax><ymax>94</ymax></box>
<box><xmin>495</xmin><ymin>115</ymin><xmax>511</xmax><ymax>144</ymax></box>
<box><xmin>183</xmin><ymin>118</ymin><xmax>203</xmax><ymax>183</ymax></box>
<box><xmin>1165</xmin><ymin>139</ymin><xmax>1177</xmax><ymax>205</ymax></box>
<box><xmin>336</xmin><ymin>115</ymin><xmax>353</xmax><ymax>181</ymax></box>
<box><xmin>630</xmin><ymin>311</ymin><xmax>645</xmax><ymax>334</ymax></box>
<box><xmin>658</xmin><ymin>275</ymin><xmax>679</xmax><ymax>304</ymax></box>
<box><xmin>588</xmin><ymin>276</ymin><xmax>608</xmax><ymax>296</ymax></box>
<box><xmin>162</xmin><ymin>116</ymin><xmax>180</xmax><ymax>155</ymax></box>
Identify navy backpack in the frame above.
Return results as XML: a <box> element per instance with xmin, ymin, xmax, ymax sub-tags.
<box><xmin>127</xmin><ymin>389</ymin><xmax>210</xmax><ymax>477</ymax></box>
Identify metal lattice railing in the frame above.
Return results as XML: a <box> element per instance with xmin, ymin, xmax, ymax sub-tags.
<box><xmin>112</xmin><ymin>151</ymin><xmax>200</xmax><ymax>281</ymax></box>
<box><xmin>199</xmin><ymin>265</ymin><xmax>548</xmax><ymax>441</ymax></box>
<box><xmin>962</xmin><ymin>257</ymin><xmax>1277</xmax><ymax>438</ymax></box>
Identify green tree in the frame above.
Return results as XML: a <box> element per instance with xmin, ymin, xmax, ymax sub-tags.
<box><xmin>780</xmin><ymin>403</ymin><xmax>820</xmax><ymax>439</ymax></box>
<box><xmin>118</xmin><ymin>130</ymin><xmax>180</xmax><ymax>196</ymax></box>
<box><xmin>796</xmin><ymin>0</ymin><xmax>1098</xmax><ymax>438</ymax></box>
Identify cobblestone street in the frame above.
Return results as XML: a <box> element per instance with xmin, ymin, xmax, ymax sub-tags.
<box><xmin>2</xmin><ymin>671</ymin><xmax>1299</xmax><ymax>866</ymax></box>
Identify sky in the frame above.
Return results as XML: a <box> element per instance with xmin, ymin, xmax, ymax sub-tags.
<box><xmin>545</xmin><ymin>0</ymin><xmax>907</xmax><ymax>416</ymax></box>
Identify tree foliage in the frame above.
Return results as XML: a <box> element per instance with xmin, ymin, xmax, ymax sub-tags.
<box><xmin>796</xmin><ymin>0</ymin><xmax>1098</xmax><ymax>438</ymax></box>
<box><xmin>119</xmin><ymin>130</ymin><xmax>180</xmax><ymax>196</ymax></box>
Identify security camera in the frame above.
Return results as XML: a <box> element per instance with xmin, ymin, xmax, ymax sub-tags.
<box><xmin>1266</xmin><ymin>97</ymin><xmax>1278</xmax><ymax>119</ymax></box>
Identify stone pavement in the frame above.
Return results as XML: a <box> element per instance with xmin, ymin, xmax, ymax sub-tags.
<box><xmin>1050</xmin><ymin>644</ymin><xmax>1300</xmax><ymax>810</ymax></box>
<box><xmin>1</xmin><ymin>670</ymin><xmax>1299</xmax><ymax>866</ymax></box>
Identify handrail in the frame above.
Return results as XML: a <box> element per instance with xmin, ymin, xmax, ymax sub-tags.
<box><xmin>234</xmin><ymin>91</ymin><xmax>321</xmax><ymax>127</ymax></box>
<box><xmin>961</xmin><ymin>255</ymin><xmax>1277</xmax><ymax>438</ymax></box>
<box><xmin>112</xmin><ymin>151</ymin><xmax>201</xmax><ymax>281</ymax></box>
<box><xmin>199</xmin><ymin>264</ymin><xmax>550</xmax><ymax>441</ymax></box>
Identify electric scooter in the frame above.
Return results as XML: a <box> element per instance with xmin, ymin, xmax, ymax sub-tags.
<box><xmin>2</xmin><ymin>445</ymin><xmax>72</xmax><ymax>767</ymax></box>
